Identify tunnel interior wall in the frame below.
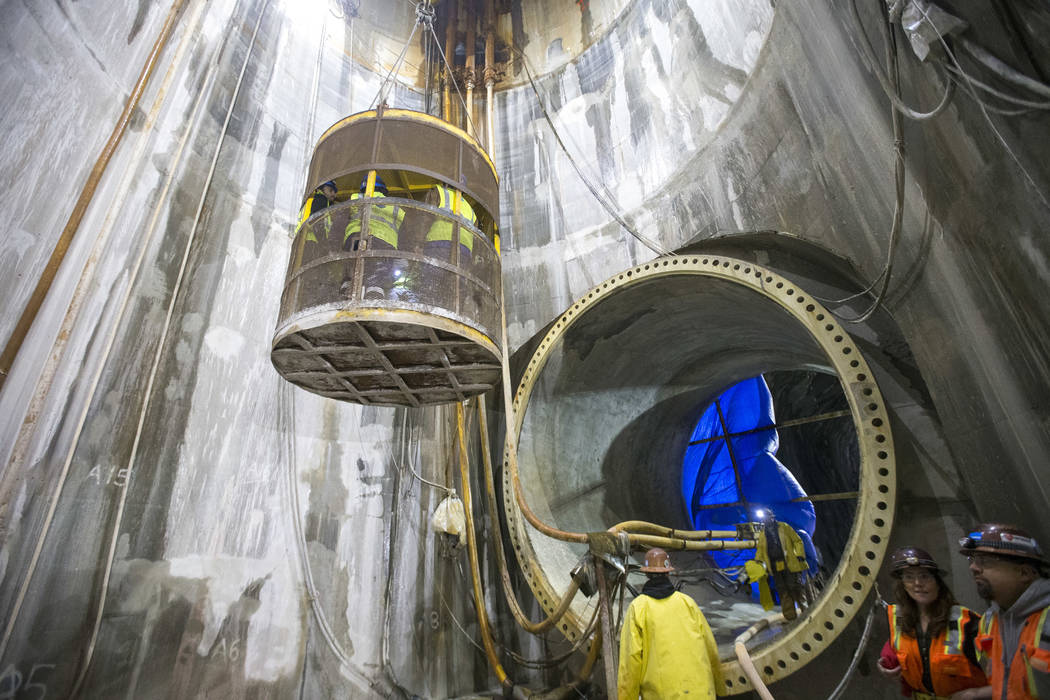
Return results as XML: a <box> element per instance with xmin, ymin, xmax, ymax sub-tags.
<box><xmin>0</xmin><ymin>0</ymin><xmax>512</xmax><ymax>697</ymax></box>
<box><xmin>0</xmin><ymin>0</ymin><xmax>1047</xmax><ymax>697</ymax></box>
<box><xmin>496</xmin><ymin>0</ymin><xmax>1050</xmax><ymax>696</ymax></box>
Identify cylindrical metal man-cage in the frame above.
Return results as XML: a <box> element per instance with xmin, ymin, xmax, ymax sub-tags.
<box><xmin>271</xmin><ymin>108</ymin><xmax>503</xmax><ymax>407</ymax></box>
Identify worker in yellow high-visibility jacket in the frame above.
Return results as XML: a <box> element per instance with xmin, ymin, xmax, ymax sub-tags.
<box><xmin>618</xmin><ymin>548</ymin><xmax>724</xmax><ymax>699</ymax></box>
<box><xmin>424</xmin><ymin>183</ymin><xmax>477</xmax><ymax>265</ymax></box>
<box><xmin>298</xmin><ymin>180</ymin><xmax>339</xmax><ymax>248</ymax></box>
<box><xmin>343</xmin><ymin>174</ymin><xmax>405</xmax><ymax>300</ymax></box>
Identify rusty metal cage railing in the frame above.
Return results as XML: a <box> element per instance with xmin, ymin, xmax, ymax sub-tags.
<box><xmin>271</xmin><ymin>109</ymin><xmax>503</xmax><ymax>407</ymax></box>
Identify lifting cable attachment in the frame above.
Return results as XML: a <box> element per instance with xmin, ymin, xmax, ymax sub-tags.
<box><xmin>415</xmin><ymin>0</ymin><xmax>436</xmax><ymax>30</ymax></box>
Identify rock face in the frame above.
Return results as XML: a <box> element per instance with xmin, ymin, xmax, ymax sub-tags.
<box><xmin>0</xmin><ymin>0</ymin><xmax>1047</xmax><ymax>697</ymax></box>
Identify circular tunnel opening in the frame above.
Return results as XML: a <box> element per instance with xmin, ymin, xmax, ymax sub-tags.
<box><xmin>504</xmin><ymin>256</ymin><xmax>894</xmax><ymax>690</ymax></box>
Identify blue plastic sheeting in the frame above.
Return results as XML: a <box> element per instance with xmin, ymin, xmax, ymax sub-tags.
<box><xmin>680</xmin><ymin>376</ymin><xmax>819</xmax><ymax>573</ymax></box>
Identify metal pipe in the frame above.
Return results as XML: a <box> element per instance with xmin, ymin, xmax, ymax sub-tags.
<box><xmin>465</xmin><ymin>0</ymin><xmax>476</xmax><ymax>127</ymax></box>
<box><xmin>609</xmin><ymin>522</ymin><xmax>737</xmax><ymax>540</ymax></box>
<box><xmin>0</xmin><ymin>0</ymin><xmax>190</xmax><ymax>389</ymax></box>
<box><xmin>595</xmin><ymin>558</ymin><xmax>620</xmax><ymax>700</ymax></box>
<box><xmin>443</xmin><ymin>0</ymin><xmax>456</xmax><ymax>123</ymax></box>
<box><xmin>627</xmin><ymin>534</ymin><xmax>756</xmax><ymax>551</ymax></box>
<box><xmin>483</xmin><ymin>0</ymin><xmax>496</xmax><ymax>154</ymax></box>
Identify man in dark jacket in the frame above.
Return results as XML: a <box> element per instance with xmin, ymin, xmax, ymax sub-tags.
<box><xmin>960</xmin><ymin>523</ymin><xmax>1050</xmax><ymax>700</ymax></box>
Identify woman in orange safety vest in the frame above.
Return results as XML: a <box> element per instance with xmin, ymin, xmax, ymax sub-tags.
<box><xmin>877</xmin><ymin>546</ymin><xmax>988</xmax><ymax>700</ymax></box>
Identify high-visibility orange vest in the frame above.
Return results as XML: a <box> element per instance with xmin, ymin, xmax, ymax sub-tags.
<box><xmin>887</xmin><ymin>604</ymin><xmax>987</xmax><ymax>697</ymax></box>
<box><xmin>977</xmin><ymin>605</ymin><xmax>1050</xmax><ymax>699</ymax></box>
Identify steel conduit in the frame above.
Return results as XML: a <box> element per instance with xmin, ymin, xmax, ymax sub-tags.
<box><xmin>0</xmin><ymin>0</ymin><xmax>190</xmax><ymax>388</ymax></box>
<box><xmin>68</xmin><ymin>4</ymin><xmax>272</xmax><ymax>694</ymax></box>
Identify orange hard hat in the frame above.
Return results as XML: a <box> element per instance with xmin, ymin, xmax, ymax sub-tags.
<box><xmin>640</xmin><ymin>547</ymin><xmax>673</xmax><ymax>573</ymax></box>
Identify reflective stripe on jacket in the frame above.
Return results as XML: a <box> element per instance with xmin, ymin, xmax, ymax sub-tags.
<box><xmin>425</xmin><ymin>185</ymin><xmax>477</xmax><ymax>251</ymax></box>
<box><xmin>300</xmin><ymin>191</ymin><xmax>334</xmax><ymax>242</ymax></box>
<box><xmin>755</xmin><ymin>522</ymin><xmax>808</xmax><ymax>574</ymax></box>
<box><xmin>345</xmin><ymin>192</ymin><xmax>404</xmax><ymax>247</ymax></box>
<box><xmin>978</xmin><ymin>605</ymin><xmax>1050</xmax><ymax>699</ymax></box>
<box><xmin>617</xmin><ymin>590</ymin><xmax>724</xmax><ymax>699</ymax></box>
<box><xmin>887</xmin><ymin>604</ymin><xmax>987</xmax><ymax>697</ymax></box>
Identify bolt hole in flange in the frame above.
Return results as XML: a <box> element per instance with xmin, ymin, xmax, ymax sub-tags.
<box><xmin>502</xmin><ymin>257</ymin><xmax>895</xmax><ymax>691</ymax></box>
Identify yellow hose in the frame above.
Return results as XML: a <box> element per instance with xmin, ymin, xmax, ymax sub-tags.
<box><xmin>609</xmin><ymin>522</ymin><xmax>738</xmax><ymax>540</ymax></box>
<box><xmin>457</xmin><ymin>402</ymin><xmax>511</xmax><ymax>688</ymax></box>
<box><xmin>478</xmin><ymin>395</ymin><xmax>583</xmax><ymax>634</ymax></box>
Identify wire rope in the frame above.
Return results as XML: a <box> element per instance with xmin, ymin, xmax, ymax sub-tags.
<box><xmin>369</xmin><ymin>21</ymin><xmax>420</xmax><ymax>110</ymax></box>
<box><xmin>847</xmin><ymin>0</ymin><xmax>955</xmax><ymax>121</ymax></box>
<box><xmin>512</xmin><ymin>46</ymin><xmax>673</xmax><ymax>257</ymax></box>
<box><xmin>913</xmin><ymin>3</ymin><xmax>1050</xmax><ymax>214</ymax></box>
<box><xmin>67</xmin><ymin>4</ymin><xmax>273</xmax><ymax>695</ymax></box>
<box><xmin>823</xmin><ymin>0</ymin><xmax>907</xmax><ymax>323</ymax></box>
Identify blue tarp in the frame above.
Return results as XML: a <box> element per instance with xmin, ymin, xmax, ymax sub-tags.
<box><xmin>680</xmin><ymin>376</ymin><xmax>819</xmax><ymax>573</ymax></box>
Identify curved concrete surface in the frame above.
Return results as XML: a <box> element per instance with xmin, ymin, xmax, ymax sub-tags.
<box><xmin>506</xmin><ymin>256</ymin><xmax>895</xmax><ymax>691</ymax></box>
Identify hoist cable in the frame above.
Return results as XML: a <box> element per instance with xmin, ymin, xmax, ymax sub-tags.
<box><xmin>513</xmin><ymin>46</ymin><xmax>673</xmax><ymax>257</ymax></box>
<box><xmin>822</xmin><ymin>0</ymin><xmax>907</xmax><ymax>324</ymax></box>
<box><xmin>913</xmin><ymin>3</ymin><xmax>1050</xmax><ymax>214</ymax></box>
<box><xmin>369</xmin><ymin>20</ymin><xmax>420</xmax><ymax>110</ymax></box>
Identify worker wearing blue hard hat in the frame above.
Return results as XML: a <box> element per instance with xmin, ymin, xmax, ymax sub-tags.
<box><xmin>298</xmin><ymin>180</ymin><xmax>339</xmax><ymax>233</ymax></box>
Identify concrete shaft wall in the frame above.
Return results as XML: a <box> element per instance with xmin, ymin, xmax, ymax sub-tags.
<box><xmin>0</xmin><ymin>1</ymin><xmax>499</xmax><ymax>697</ymax></box>
<box><xmin>0</xmin><ymin>0</ymin><xmax>1048</xmax><ymax>697</ymax></box>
